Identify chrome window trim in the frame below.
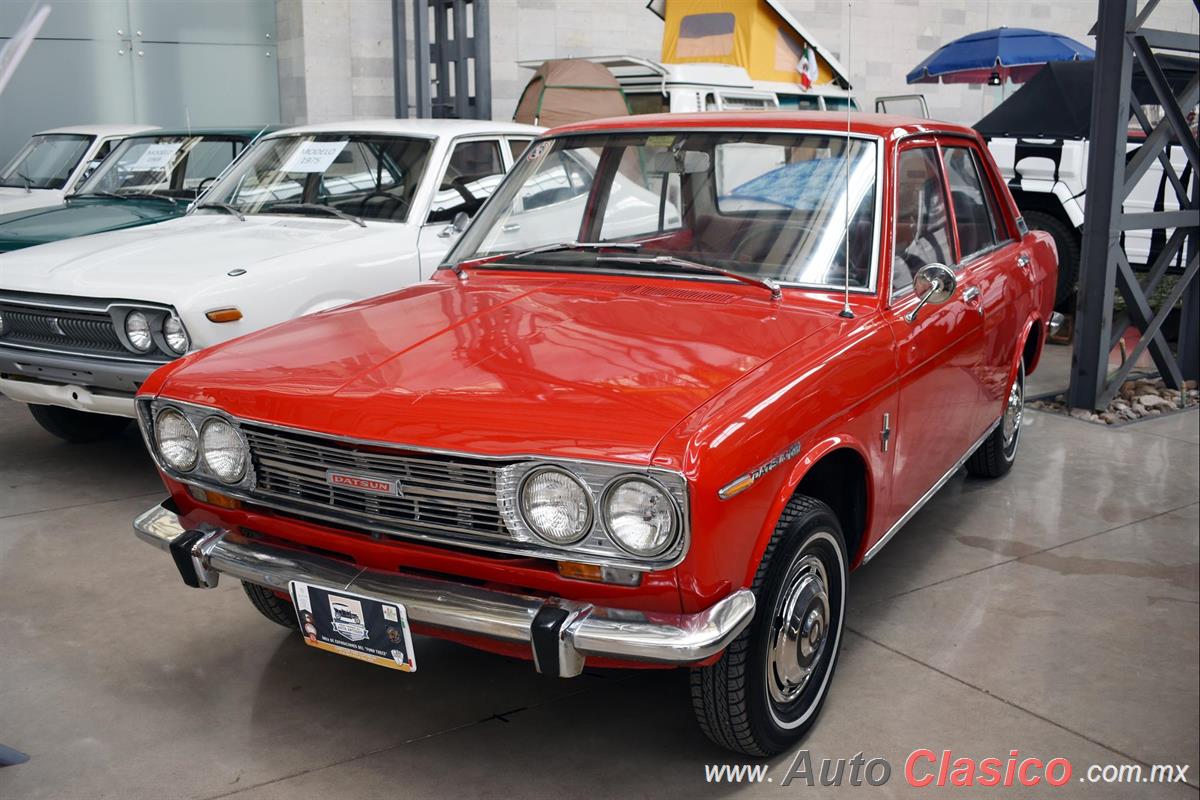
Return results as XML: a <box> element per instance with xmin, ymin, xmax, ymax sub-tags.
<box><xmin>137</xmin><ymin>396</ymin><xmax>691</xmax><ymax>571</ymax></box>
<box><xmin>451</xmin><ymin>126</ymin><xmax>885</xmax><ymax>296</ymax></box>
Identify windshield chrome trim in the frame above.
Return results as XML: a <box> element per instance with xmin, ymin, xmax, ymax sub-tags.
<box><xmin>445</xmin><ymin>126</ymin><xmax>884</xmax><ymax>296</ymax></box>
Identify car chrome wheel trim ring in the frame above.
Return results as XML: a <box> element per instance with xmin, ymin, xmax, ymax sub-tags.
<box><xmin>766</xmin><ymin>553</ymin><xmax>831</xmax><ymax>706</ymax></box>
<box><xmin>764</xmin><ymin>530</ymin><xmax>845</xmax><ymax>730</ymax></box>
<box><xmin>1002</xmin><ymin>369</ymin><xmax>1024</xmax><ymax>456</ymax></box>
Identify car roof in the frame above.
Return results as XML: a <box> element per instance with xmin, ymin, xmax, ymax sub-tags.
<box><xmin>267</xmin><ymin>118</ymin><xmax>544</xmax><ymax>138</ymax></box>
<box><xmin>122</xmin><ymin>126</ymin><xmax>276</xmax><ymax>139</ymax></box>
<box><xmin>546</xmin><ymin>111</ymin><xmax>978</xmax><ymax>140</ymax></box>
<box><xmin>35</xmin><ymin>124</ymin><xmax>159</xmax><ymax>137</ymax></box>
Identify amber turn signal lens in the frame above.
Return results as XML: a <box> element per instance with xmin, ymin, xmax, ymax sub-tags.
<box><xmin>187</xmin><ymin>485</ymin><xmax>241</xmax><ymax>509</ymax></box>
<box><xmin>206</xmin><ymin>307</ymin><xmax>243</xmax><ymax>323</ymax></box>
<box><xmin>557</xmin><ymin>561</ymin><xmax>642</xmax><ymax>586</ymax></box>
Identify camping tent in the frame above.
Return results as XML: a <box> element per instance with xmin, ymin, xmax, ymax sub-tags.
<box><xmin>513</xmin><ymin>59</ymin><xmax>631</xmax><ymax>128</ymax></box>
<box><xmin>974</xmin><ymin>55</ymin><xmax>1199</xmax><ymax>139</ymax></box>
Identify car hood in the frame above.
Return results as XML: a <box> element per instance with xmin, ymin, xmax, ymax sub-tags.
<box><xmin>0</xmin><ymin>187</ymin><xmax>62</xmax><ymax>216</ymax></box>
<box><xmin>151</xmin><ymin>271</ymin><xmax>840</xmax><ymax>464</ymax></box>
<box><xmin>0</xmin><ymin>214</ymin><xmax>406</xmax><ymax>302</ymax></box>
<box><xmin>0</xmin><ymin>198</ymin><xmax>178</xmax><ymax>251</ymax></box>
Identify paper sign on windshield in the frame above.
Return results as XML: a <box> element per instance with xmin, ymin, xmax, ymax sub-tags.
<box><xmin>129</xmin><ymin>142</ymin><xmax>184</xmax><ymax>172</ymax></box>
<box><xmin>281</xmin><ymin>141</ymin><xmax>349</xmax><ymax>173</ymax></box>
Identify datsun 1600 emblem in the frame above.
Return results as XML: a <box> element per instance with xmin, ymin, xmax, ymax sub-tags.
<box><xmin>325</xmin><ymin>470</ymin><xmax>403</xmax><ymax>497</ymax></box>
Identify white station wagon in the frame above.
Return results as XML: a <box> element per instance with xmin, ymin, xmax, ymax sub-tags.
<box><xmin>0</xmin><ymin>118</ymin><xmax>541</xmax><ymax>441</ymax></box>
<box><xmin>0</xmin><ymin>124</ymin><xmax>158</xmax><ymax>214</ymax></box>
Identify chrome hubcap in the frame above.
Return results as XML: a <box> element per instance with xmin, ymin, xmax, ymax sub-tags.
<box><xmin>1002</xmin><ymin>372</ymin><xmax>1024</xmax><ymax>451</ymax></box>
<box><xmin>767</xmin><ymin>554</ymin><xmax>830</xmax><ymax>705</ymax></box>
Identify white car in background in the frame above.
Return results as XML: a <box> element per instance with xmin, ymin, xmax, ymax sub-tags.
<box><xmin>0</xmin><ymin>124</ymin><xmax>158</xmax><ymax>214</ymax></box>
<box><xmin>0</xmin><ymin>118</ymin><xmax>541</xmax><ymax>441</ymax></box>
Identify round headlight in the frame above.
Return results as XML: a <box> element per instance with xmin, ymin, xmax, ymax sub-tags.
<box><xmin>199</xmin><ymin>417</ymin><xmax>247</xmax><ymax>483</ymax></box>
<box><xmin>155</xmin><ymin>408</ymin><xmax>198</xmax><ymax>471</ymax></box>
<box><xmin>602</xmin><ymin>477</ymin><xmax>678</xmax><ymax>557</ymax></box>
<box><xmin>519</xmin><ymin>467</ymin><xmax>592</xmax><ymax>545</ymax></box>
<box><xmin>162</xmin><ymin>315</ymin><xmax>188</xmax><ymax>355</ymax></box>
<box><xmin>125</xmin><ymin>311</ymin><xmax>153</xmax><ymax>352</ymax></box>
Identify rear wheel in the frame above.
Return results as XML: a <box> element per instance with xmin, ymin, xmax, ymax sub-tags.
<box><xmin>966</xmin><ymin>362</ymin><xmax>1024</xmax><ymax>479</ymax></box>
<box><xmin>28</xmin><ymin>404</ymin><xmax>131</xmax><ymax>443</ymax></box>
<box><xmin>691</xmin><ymin>495</ymin><xmax>848</xmax><ymax>756</ymax></box>
<box><xmin>1023</xmin><ymin>210</ymin><xmax>1079</xmax><ymax>310</ymax></box>
<box><xmin>242</xmin><ymin>581</ymin><xmax>299</xmax><ymax>629</ymax></box>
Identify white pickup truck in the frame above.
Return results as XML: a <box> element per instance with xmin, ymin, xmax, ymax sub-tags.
<box><xmin>975</xmin><ymin>59</ymin><xmax>1196</xmax><ymax>309</ymax></box>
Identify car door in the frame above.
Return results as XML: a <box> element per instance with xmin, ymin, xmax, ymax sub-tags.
<box><xmin>941</xmin><ymin>139</ymin><xmax>1025</xmax><ymax>432</ymax></box>
<box><xmin>885</xmin><ymin>140</ymin><xmax>988</xmax><ymax>522</ymax></box>
<box><xmin>416</xmin><ymin>137</ymin><xmax>506</xmax><ymax>277</ymax></box>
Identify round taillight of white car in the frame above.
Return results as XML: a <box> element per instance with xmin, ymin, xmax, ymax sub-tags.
<box><xmin>125</xmin><ymin>310</ymin><xmax>154</xmax><ymax>352</ymax></box>
<box><xmin>162</xmin><ymin>315</ymin><xmax>189</xmax><ymax>355</ymax></box>
<box><xmin>155</xmin><ymin>408</ymin><xmax>198</xmax><ymax>471</ymax></box>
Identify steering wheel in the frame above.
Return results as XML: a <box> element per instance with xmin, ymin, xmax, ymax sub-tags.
<box><xmin>359</xmin><ymin>188</ymin><xmax>410</xmax><ymax>213</ymax></box>
<box><xmin>731</xmin><ymin>225</ymin><xmax>788</xmax><ymax>264</ymax></box>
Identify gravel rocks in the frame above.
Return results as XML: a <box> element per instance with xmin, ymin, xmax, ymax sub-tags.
<box><xmin>1029</xmin><ymin>377</ymin><xmax>1199</xmax><ymax>425</ymax></box>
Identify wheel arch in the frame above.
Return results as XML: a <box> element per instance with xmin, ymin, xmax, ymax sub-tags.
<box><xmin>746</xmin><ymin>437</ymin><xmax>874</xmax><ymax>583</ymax></box>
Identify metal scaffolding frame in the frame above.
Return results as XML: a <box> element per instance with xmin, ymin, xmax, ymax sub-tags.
<box><xmin>1068</xmin><ymin>0</ymin><xmax>1199</xmax><ymax>409</ymax></box>
<box><xmin>391</xmin><ymin>0</ymin><xmax>492</xmax><ymax>120</ymax></box>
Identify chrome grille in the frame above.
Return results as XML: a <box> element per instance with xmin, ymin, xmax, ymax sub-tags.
<box><xmin>242</xmin><ymin>424</ymin><xmax>509</xmax><ymax>541</ymax></box>
<box><xmin>0</xmin><ymin>304</ymin><xmax>125</xmax><ymax>355</ymax></box>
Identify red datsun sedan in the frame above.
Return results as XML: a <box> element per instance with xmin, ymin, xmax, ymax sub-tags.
<box><xmin>132</xmin><ymin>113</ymin><xmax>1056</xmax><ymax>755</ymax></box>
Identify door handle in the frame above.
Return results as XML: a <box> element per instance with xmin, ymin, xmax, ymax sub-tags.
<box><xmin>502</xmin><ymin>223</ymin><xmax>521</xmax><ymax>233</ymax></box>
<box><xmin>963</xmin><ymin>286</ymin><xmax>981</xmax><ymax>303</ymax></box>
<box><xmin>1016</xmin><ymin>253</ymin><xmax>1031</xmax><ymax>269</ymax></box>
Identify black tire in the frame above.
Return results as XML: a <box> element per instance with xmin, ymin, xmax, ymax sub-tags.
<box><xmin>966</xmin><ymin>362</ymin><xmax>1024</xmax><ymax>479</ymax></box>
<box><xmin>28</xmin><ymin>404</ymin><xmax>131</xmax><ymax>443</ymax></box>
<box><xmin>1023</xmin><ymin>210</ymin><xmax>1079</xmax><ymax>310</ymax></box>
<box><xmin>691</xmin><ymin>495</ymin><xmax>848</xmax><ymax>756</ymax></box>
<box><xmin>242</xmin><ymin>581</ymin><xmax>299</xmax><ymax>629</ymax></box>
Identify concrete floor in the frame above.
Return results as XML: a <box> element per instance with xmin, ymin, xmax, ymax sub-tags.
<box><xmin>1</xmin><ymin>351</ymin><xmax>1197</xmax><ymax>799</ymax></box>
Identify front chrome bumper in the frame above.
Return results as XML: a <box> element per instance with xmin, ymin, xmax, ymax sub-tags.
<box><xmin>133</xmin><ymin>502</ymin><xmax>755</xmax><ymax>677</ymax></box>
<box><xmin>0</xmin><ymin>344</ymin><xmax>160</xmax><ymax>417</ymax></box>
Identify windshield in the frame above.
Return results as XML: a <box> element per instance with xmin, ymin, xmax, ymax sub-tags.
<box><xmin>76</xmin><ymin>134</ymin><xmax>247</xmax><ymax>200</ymax></box>
<box><xmin>0</xmin><ymin>134</ymin><xmax>93</xmax><ymax>190</ymax></box>
<box><xmin>448</xmin><ymin>130</ymin><xmax>879</xmax><ymax>290</ymax></box>
<box><xmin>199</xmin><ymin>134</ymin><xmax>433</xmax><ymax>223</ymax></box>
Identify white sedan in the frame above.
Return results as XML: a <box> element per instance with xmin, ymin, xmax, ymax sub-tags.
<box><xmin>0</xmin><ymin>118</ymin><xmax>541</xmax><ymax>441</ymax></box>
<box><xmin>0</xmin><ymin>124</ymin><xmax>158</xmax><ymax>214</ymax></box>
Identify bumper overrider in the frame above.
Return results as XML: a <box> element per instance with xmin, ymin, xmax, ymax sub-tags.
<box><xmin>133</xmin><ymin>502</ymin><xmax>756</xmax><ymax>677</ymax></box>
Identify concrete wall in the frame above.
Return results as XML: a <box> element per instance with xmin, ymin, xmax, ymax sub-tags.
<box><xmin>277</xmin><ymin>0</ymin><xmax>1199</xmax><ymax>127</ymax></box>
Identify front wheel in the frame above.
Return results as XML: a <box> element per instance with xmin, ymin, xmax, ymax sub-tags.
<box><xmin>28</xmin><ymin>404</ymin><xmax>131</xmax><ymax>443</ymax></box>
<box><xmin>691</xmin><ymin>495</ymin><xmax>848</xmax><ymax>756</ymax></box>
<box><xmin>966</xmin><ymin>361</ymin><xmax>1024</xmax><ymax>479</ymax></box>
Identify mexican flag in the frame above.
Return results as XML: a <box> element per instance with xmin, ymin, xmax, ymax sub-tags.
<box><xmin>798</xmin><ymin>45</ymin><xmax>818</xmax><ymax>91</ymax></box>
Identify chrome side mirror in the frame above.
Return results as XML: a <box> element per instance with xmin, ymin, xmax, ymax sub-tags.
<box><xmin>905</xmin><ymin>263</ymin><xmax>957</xmax><ymax>323</ymax></box>
<box><xmin>437</xmin><ymin>211</ymin><xmax>471</xmax><ymax>239</ymax></box>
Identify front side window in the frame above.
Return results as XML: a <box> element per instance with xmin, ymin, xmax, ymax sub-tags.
<box><xmin>0</xmin><ymin>134</ymin><xmax>93</xmax><ymax>190</ymax></box>
<box><xmin>428</xmin><ymin>139</ymin><xmax>505</xmax><ymax>224</ymax></box>
<box><xmin>76</xmin><ymin>135</ymin><xmax>246</xmax><ymax>200</ymax></box>
<box><xmin>449</xmin><ymin>131</ymin><xmax>880</xmax><ymax>291</ymax></box>
<box><xmin>892</xmin><ymin>147</ymin><xmax>953</xmax><ymax>295</ymax></box>
<box><xmin>201</xmin><ymin>134</ymin><xmax>433</xmax><ymax>223</ymax></box>
<box><xmin>942</xmin><ymin>145</ymin><xmax>996</xmax><ymax>260</ymax></box>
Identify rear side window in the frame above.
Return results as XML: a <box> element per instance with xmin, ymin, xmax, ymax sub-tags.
<box><xmin>893</xmin><ymin>147</ymin><xmax>954</xmax><ymax>294</ymax></box>
<box><xmin>942</xmin><ymin>145</ymin><xmax>995</xmax><ymax>260</ymax></box>
<box><xmin>973</xmin><ymin>149</ymin><xmax>1011</xmax><ymax>244</ymax></box>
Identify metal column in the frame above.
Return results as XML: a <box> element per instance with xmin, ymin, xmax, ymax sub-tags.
<box><xmin>1067</xmin><ymin>0</ymin><xmax>1199</xmax><ymax>409</ymax></box>
<box><xmin>391</xmin><ymin>0</ymin><xmax>492</xmax><ymax>119</ymax></box>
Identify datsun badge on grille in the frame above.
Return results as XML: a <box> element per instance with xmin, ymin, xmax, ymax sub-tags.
<box><xmin>325</xmin><ymin>470</ymin><xmax>403</xmax><ymax>497</ymax></box>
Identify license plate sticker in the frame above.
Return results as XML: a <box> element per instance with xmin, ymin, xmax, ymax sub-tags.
<box><xmin>289</xmin><ymin>581</ymin><xmax>416</xmax><ymax>672</ymax></box>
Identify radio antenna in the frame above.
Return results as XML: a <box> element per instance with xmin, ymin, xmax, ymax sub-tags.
<box><xmin>839</xmin><ymin>1</ymin><xmax>854</xmax><ymax>319</ymax></box>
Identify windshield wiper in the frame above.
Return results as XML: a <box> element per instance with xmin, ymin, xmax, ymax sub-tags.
<box><xmin>596</xmin><ymin>254</ymin><xmax>782</xmax><ymax>300</ymax></box>
<box><xmin>269</xmin><ymin>203</ymin><xmax>366</xmax><ymax>228</ymax></box>
<box><xmin>16</xmin><ymin>171</ymin><xmax>32</xmax><ymax>193</ymax></box>
<box><xmin>449</xmin><ymin>241</ymin><xmax>642</xmax><ymax>279</ymax></box>
<box><xmin>68</xmin><ymin>191</ymin><xmax>126</xmax><ymax>201</ymax></box>
<box><xmin>195</xmin><ymin>202</ymin><xmax>245</xmax><ymax>221</ymax></box>
<box><xmin>120</xmin><ymin>191</ymin><xmax>178</xmax><ymax>205</ymax></box>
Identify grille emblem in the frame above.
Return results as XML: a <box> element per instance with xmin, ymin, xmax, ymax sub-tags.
<box><xmin>325</xmin><ymin>470</ymin><xmax>403</xmax><ymax>497</ymax></box>
<box><xmin>48</xmin><ymin>317</ymin><xmax>65</xmax><ymax>336</ymax></box>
